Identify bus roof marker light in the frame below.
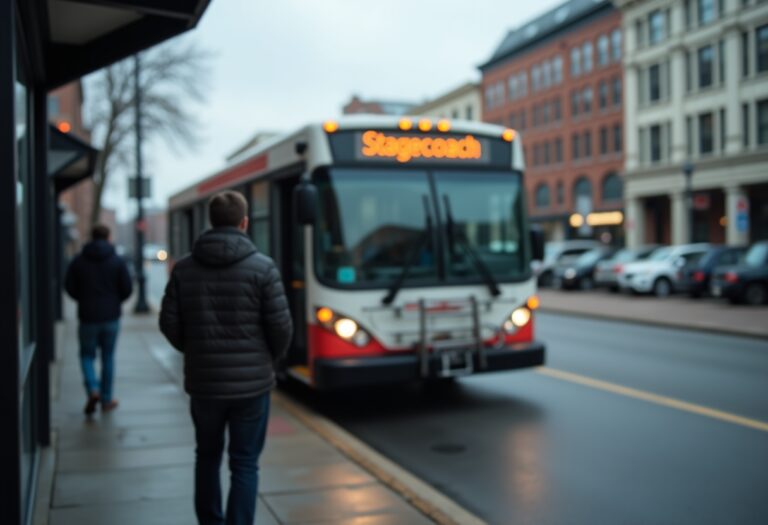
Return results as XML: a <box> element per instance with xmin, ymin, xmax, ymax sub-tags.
<box><xmin>418</xmin><ymin>118</ymin><xmax>433</xmax><ymax>132</ymax></box>
<box><xmin>437</xmin><ymin>119</ymin><xmax>451</xmax><ymax>132</ymax></box>
<box><xmin>399</xmin><ymin>118</ymin><xmax>413</xmax><ymax>131</ymax></box>
<box><xmin>323</xmin><ymin>120</ymin><xmax>339</xmax><ymax>133</ymax></box>
<box><xmin>502</xmin><ymin>128</ymin><xmax>516</xmax><ymax>142</ymax></box>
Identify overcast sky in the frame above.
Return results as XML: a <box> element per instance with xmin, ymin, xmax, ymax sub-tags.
<box><xmin>101</xmin><ymin>0</ymin><xmax>564</xmax><ymax>219</ymax></box>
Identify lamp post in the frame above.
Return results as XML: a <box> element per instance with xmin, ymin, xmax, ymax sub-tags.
<box><xmin>683</xmin><ymin>162</ymin><xmax>694</xmax><ymax>244</ymax></box>
<box><xmin>133</xmin><ymin>53</ymin><xmax>149</xmax><ymax>313</ymax></box>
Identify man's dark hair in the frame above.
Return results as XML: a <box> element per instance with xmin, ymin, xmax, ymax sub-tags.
<box><xmin>91</xmin><ymin>224</ymin><xmax>110</xmax><ymax>241</ymax></box>
<box><xmin>209</xmin><ymin>191</ymin><xmax>248</xmax><ymax>228</ymax></box>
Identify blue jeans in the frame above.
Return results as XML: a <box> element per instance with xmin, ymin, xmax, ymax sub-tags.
<box><xmin>78</xmin><ymin>320</ymin><xmax>120</xmax><ymax>403</ymax></box>
<box><xmin>190</xmin><ymin>393</ymin><xmax>270</xmax><ymax>525</ymax></box>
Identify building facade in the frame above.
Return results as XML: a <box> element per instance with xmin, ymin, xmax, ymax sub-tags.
<box><xmin>409</xmin><ymin>82</ymin><xmax>483</xmax><ymax>121</ymax></box>
<box><xmin>342</xmin><ymin>95</ymin><xmax>416</xmax><ymax>115</ymax></box>
<box><xmin>617</xmin><ymin>0</ymin><xmax>768</xmax><ymax>247</ymax></box>
<box><xmin>480</xmin><ymin>0</ymin><xmax>625</xmax><ymax>243</ymax></box>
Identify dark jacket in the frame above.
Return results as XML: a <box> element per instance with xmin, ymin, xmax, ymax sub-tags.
<box><xmin>159</xmin><ymin>227</ymin><xmax>293</xmax><ymax>400</ymax></box>
<box><xmin>65</xmin><ymin>240</ymin><xmax>133</xmax><ymax>322</ymax></box>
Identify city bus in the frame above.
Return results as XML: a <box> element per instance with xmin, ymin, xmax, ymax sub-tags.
<box><xmin>167</xmin><ymin>115</ymin><xmax>545</xmax><ymax>389</ymax></box>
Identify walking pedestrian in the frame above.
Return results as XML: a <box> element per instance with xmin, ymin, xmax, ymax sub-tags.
<box><xmin>65</xmin><ymin>224</ymin><xmax>133</xmax><ymax>415</ymax></box>
<box><xmin>159</xmin><ymin>190</ymin><xmax>293</xmax><ymax>525</ymax></box>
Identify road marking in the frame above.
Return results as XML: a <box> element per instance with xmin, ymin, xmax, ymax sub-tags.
<box><xmin>536</xmin><ymin>367</ymin><xmax>768</xmax><ymax>433</ymax></box>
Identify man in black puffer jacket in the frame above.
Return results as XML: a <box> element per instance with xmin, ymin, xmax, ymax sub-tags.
<box><xmin>65</xmin><ymin>224</ymin><xmax>133</xmax><ymax>415</ymax></box>
<box><xmin>159</xmin><ymin>190</ymin><xmax>292</xmax><ymax>525</ymax></box>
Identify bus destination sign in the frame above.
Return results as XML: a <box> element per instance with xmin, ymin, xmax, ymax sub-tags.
<box><xmin>358</xmin><ymin>130</ymin><xmax>487</xmax><ymax>164</ymax></box>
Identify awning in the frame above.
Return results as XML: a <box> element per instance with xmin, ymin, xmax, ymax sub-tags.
<box><xmin>48</xmin><ymin>125</ymin><xmax>99</xmax><ymax>194</ymax></box>
<box><xmin>19</xmin><ymin>0</ymin><xmax>211</xmax><ymax>89</ymax></box>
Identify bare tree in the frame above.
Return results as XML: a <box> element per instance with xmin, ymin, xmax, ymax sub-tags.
<box><xmin>86</xmin><ymin>40</ymin><xmax>211</xmax><ymax>227</ymax></box>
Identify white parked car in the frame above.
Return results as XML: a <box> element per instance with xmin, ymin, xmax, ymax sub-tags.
<box><xmin>618</xmin><ymin>243</ymin><xmax>711</xmax><ymax>297</ymax></box>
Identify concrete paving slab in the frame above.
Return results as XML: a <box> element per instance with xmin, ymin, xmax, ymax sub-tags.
<box><xmin>259</xmin><ymin>461</ymin><xmax>375</xmax><ymax>494</ymax></box>
<box><xmin>260</xmin><ymin>434</ymin><xmax>348</xmax><ymax>466</ymax></box>
<box><xmin>295</xmin><ymin>512</ymin><xmax>435</xmax><ymax>525</ymax></box>
<box><xmin>263</xmin><ymin>483</ymin><xmax>421</xmax><ymax>523</ymax></box>
<box><xmin>55</xmin><ymin>424</ymin><xmax>195</xmax><ymax>451</ymax></box>
<box><xmin>56</xmin><ymin>445</ymin><xmax>194</xmax><ymax>473</ymax></box>
<box><xmin>50</xmin><ymin>496</ymin><xmax>279</xmax><ymax>525</ymax></box>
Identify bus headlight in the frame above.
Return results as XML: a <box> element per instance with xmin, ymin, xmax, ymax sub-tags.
<box><xmin>509</xmin><ymin>307</ymin><xmax>531</xmax><ymax>328</ymax></box>
<box><xmin>316</xmin><ymin>307</ymin><xmax>372</xmax><ymax>348</ymax></box>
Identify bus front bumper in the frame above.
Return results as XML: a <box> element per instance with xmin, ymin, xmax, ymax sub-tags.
<box><xmin>312</xmin><ymin>342</ymin><xmax>545</xmax><ymax>390</ymax></box>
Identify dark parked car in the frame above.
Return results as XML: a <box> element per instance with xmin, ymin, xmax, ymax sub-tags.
<box><xmin>553</xmin><ymin>246</ymin><xmax>618</xmax><ymax>290</ymax></box>
<box><xmin>710</xmin><ymin>241</ymin><xmax>768</xmax><ymax>305</ymax></box>
<box><xmin>680</xmin><ymin>245</ymin><xmax>746</xmax><ymax>298</ymax></box>
<box><xmin>533</xmin><ymin>240</ymin><xmax>601</xmax><ymax>287</ymax></box>
<box><xmin>594</xmin><ymin>245</ymin><xmax>660</xmax><ymax>292</ymax></box>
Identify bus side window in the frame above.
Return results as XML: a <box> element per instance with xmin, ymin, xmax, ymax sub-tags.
<box><xmin>250</xmin><ymin>182</ymin><xmax>270</xmax><ymax>255</ymax></box>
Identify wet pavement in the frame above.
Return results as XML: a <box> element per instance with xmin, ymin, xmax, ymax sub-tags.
<box><xmin>296</xmin><ymin>312</ymin><xmax>768</xmax><ymax>525</ymax></box>
<box><xmin>43</xmin><ymin>311</ymin><xmax>434</xmax><ymax>525</ymax></box>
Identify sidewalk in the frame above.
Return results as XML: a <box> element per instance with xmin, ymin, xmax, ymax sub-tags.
<box><xmin>538</xmin><ymin>289</ymin><xmax>768</xmax><ymax>339</ymax></box>
<box><xmin>39</xmin><ymin>313</ymin><xmax>438</xmax><ymax>525</ymax></box>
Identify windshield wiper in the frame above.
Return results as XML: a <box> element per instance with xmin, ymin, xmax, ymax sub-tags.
<box><xmin>443</xmin><ymin>195</ymin><xmax>501</xmax><ymax>297</ymax></box>
<box><xmin>382</xmin><ymin>195</ymin><xmax>433</xmax><ymax>305</ymax></box>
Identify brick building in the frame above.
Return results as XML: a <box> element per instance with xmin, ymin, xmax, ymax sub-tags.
<box><xmin>480</xmin><ymin>0</ymin><xmax>625</xmax><ymax>243</ymax></box>
<box><xmin>342</xmin><ymin>95</ymin><xmax>416</xmax><ymax>116</ymax></box>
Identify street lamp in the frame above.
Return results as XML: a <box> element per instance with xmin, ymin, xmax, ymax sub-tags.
<box><xmin>683</xmin><ymin>162</ymin><xmax>694</xmax><ymax>244</ymax></box>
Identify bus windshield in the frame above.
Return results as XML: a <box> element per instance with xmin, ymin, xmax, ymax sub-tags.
<box><xmin>314</xmin><ymin>167</ymin><xmax>527</xmax><ymax>288</ymax></box>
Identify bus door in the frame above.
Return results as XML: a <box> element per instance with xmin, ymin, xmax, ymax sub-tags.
<box><xmin>274</xmin><ymin>176</ymin><xmax>307</xmax><ymax>367</ymax></box>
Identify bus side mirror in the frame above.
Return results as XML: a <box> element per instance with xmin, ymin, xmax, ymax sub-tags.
<box><xmin>294</xmin><ymin>181</ymin><xmax>318</xmax><ymax>225</ymax></box>
<box><xmin>530</xmin><ymin>226</ymin><xmax>545</xmax><ymax>261</ymax></box>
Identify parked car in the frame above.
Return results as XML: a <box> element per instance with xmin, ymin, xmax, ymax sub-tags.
<box><xmin>553</xmin><ymin>246</ymin><xmax>618</xmax><ymax>290</ymax></box>
<box><xmin>532</xmin><ymin>240</ymin><xmax>602</xmax><ymax>287</ymax></box>
<box><xmin>680</xmin><ymin>245</ymin><xmax>746</xmax><ymax>298</ymax></box>
<box><xmin>594</xmin><ymin>245</ymin><xmax>660</xmax><ymax>292</ymax></box>
<box><xmin>618</xmin><ymin>243</ymin><xmax>711</xmax><ymax>297</ymax></box>
<box><xmin>710</xmin><ymin>241</ymin><xmax>768</xmax><ymax>305</ymax></box>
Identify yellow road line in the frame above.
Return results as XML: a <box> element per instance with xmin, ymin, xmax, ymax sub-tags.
<box><xmin>536</xmin><ymin>367</ymin><xmax>768</xmax><ymax>433</ymax></box>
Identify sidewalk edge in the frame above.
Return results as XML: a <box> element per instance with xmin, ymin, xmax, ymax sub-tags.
<box><xmin>273</xmin><ymin>392</ymin><xmax>487</xmax><ymax>525</ymax></box>
<box><xmin>540</xmin><ymin>306</ymin><xmax>768</xmax><ymax>340</ymax></box>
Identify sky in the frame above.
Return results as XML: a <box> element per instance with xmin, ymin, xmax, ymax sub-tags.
<box><xmin>100</xmin><ymin>0</ymin><xmax>564</xmax><ymax>219</ymax></box>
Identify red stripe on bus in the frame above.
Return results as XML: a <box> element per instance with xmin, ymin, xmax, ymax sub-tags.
<box><xmin>197</xmin><ymin>154</ymin><xmax>268</xmax><ymax>195</ymax></box>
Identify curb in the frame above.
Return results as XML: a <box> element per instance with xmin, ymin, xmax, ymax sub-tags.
<box><xmin>539</xmin><ymin>306</ymin><xmax>768</xmax><ymax>340</ymax></box>
<box><xmin>273</xmin><ymin>392</ymin><xmax>487</xmax><ymax>525</ymax></box>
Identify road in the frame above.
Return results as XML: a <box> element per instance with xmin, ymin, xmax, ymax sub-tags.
<box><xmin>293</xmin><ymin>312</ymin><xmax>768</xmax><ymax>525</ymax></box>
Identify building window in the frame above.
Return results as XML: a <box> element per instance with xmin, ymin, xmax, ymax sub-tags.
<box><xmin>583</xmin><ymin>41</ymin><xmax>593</xmax><ymax>72</ymax></box>
<box><xmin>599</xmin><ymin>80</ymin><xmax>608</xmax><ymax>109</ymax></box>
<box><xmin>698</xmin><ymin>45</ymin><xmax>714</xmax><ymax>88</ymax></box>
<box><xmin>698</xmin><ymin>0</ymin><xmax>715</xmax><ymax>26</ymax></box>
<box><xmin>718</xmin><ymin>40</ymin><xmax>725</xmax><ymax>85</ymax></box>
<box><xmin>542</xmin><ymin>60</ymin><xmax>552</xmax><ymax>89</ymax></box>
<box><xmin>572</xmin><ymin>133</ymin><xmax>581</xmax><ymax>159</ymax></box>
<box><xmin>648</xmin><ymin>10</ymin><xmax>665</xmax><ymax>45</ymax></box>
<box><xmin>555</xmin><ymin>137</ymin><xmax>563</xmax><ymax>162</ymax></box>
<box><xmin>742</xmin><ymin>32</ymin><xmax>750</xmax><ymax>77</ymax></box>
<box><xmin>758</xmin><ymin>24</ymin><xmax>768</xmax><ymax>73</ymax></box>
<box><xmin>602</xmin><ymin>173</ymin><xmax>623</xmax><ymax>202</ymax></box>
<box><xmin>466</xmin><ymin>105</ymin><xmax>473</xmax><ymax>120</ymax></box>
<box><xmin>600</xmin><ymin>126</ymin><xmax>608</xmax><ymax>154</ymax></box>
<box><xmin>535</xmin><ymin>184</ymin><xmax>551</xmax><ymax>208</ymax></box>
<box><xmin>583</xmin><ymin>130</ymin><xmax>592</xmax><ymax>157</ymax></box>
<box><xmin>598</xmin><ymin>35</ymin><xmax>609</xmax><ymax>66</ymax></box>
<box><xmin>742</xmin><ymin>103</ymin><xmax>750</xmax><ymax>147</ymax></box>
<box><xmin>611</xmin><ymin>29</ymin><xmax>622</xmax><ymax>62</ymax></box>
<box><xmin>557</xmin><ymin>181</ymin><xmax>564</xmax><ymax>204</ymax></box>
<box><xmin>650</xmin><ymin>124</ymin><xmax>662</xmax><ymax>162</ymax></box>
<box><xmin>571</xmin><ymin>46</ymin><xmax>581</xmax><ymax>76</ymax></box>
<box><xmin>571</xmin><ymin>90</ymin><xmax>580</xmax><ymax>116</ymax></box>
<box><xmin>554</xmin><ymin>98</ymin><xmax>562</xmax><ymax>121</ymax></box>
<box><xmin>720</xmin><ymin>108</ymin><xmax>726</xmax><ymax>151</ymax></box>
<box><xmin>47</xmin><ymin>96</ymin><xmax>60</xmax><ymax>116</ymax></box>
<box><xmin>687</xmin><ymin>116</ymin><xmax>694</xmax><ymax>156</ymax></box>
<box><xmin>573</xmin><ymin>177</ymin><xmax>593</xmax><ymax>206</ymax></box>
<box><xmin>613</xmin><ymin>123</ymin><xmax>622</xmax><ymax>152</ymax></box>
<box><xmin>685</xmin><ymin>51</ymin><xmax>692</xmax><ymax>92</ymax></box>
<box><xmin>635</xmin><ymin>19</ymin><xmax>646</xmax><ymax>48</ymax></box>
<box><xmin>699</xmin><ymin>112</ymin><xmax>714</xmax><ymax>154</ymax></box>
<box><xmin>544</xmin><ymin>141</ymin><xmax>551</xmax><ymax>164</ymax></box>
<box><xmin>758</xmin><ymin>99</ymin><xmax>768</xmax><ymax>145</ymax></box>
<box><xmin>553</xmin><ymin>55</ymin><xmax>563</xmax><ymax>84</ymax></box>
<box><xmin>613</xmin><ymin>76</ymin><xmax>622</xmax><ymax>105</ymax></box>
<box><xmin>583</xmin><ymin>87</ymin><xmax>593</xmax><ymax>113</ymax></box>
<box><xmin>685</xmin><ymin>0</ymin><xmax>693</xmax><ymax>28</ymax></box>
<box><xmin>649</xmin><ymin>64</ymin><xmax>661</xmax><ymax>102</ymax></box>
<box><xmin>520</xmin><ymin>109</ymin><xmax>527</xmax><ymax>130</ymax></box>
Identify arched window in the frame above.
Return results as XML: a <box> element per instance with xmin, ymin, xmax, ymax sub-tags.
<box><xmin>602</xmin><ymin>172</ymin><xmax>623</xmax><ymax>202</ymax></box>
<box><xmin>573</xmin><ymin>176</ymin><xmax>592</xmax><ymax>207</ymax></box>
<box><xmin>535</xmin><ymin>184</ymin><xmax>551</xmax><ymax>208</ymax></box>
<box><xmin>556</xmin><ymin>181</ymin><xmax>564</xmax><ymax>204</ymax></box>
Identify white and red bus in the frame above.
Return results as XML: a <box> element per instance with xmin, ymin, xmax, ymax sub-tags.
<box><xmin>168</xmin><ymin>115</ymin><xmax>545</xmax><ymax>389</ymax></box>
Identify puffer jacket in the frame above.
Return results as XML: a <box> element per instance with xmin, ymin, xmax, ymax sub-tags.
<box><xmin>65</xmin><ymin>240</ymin><xmax>133</xmax><ymax>322</ymax></box>
<box><xmin>159</xmin><ymin>227</ymin><xmax>293</xmax><ymax>399</ymax></box>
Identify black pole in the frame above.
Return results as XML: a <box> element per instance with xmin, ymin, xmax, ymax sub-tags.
<box><xmin>683</xmin><ymin>162</ymin><xmax>694</xmax><ymax>244</ymax></box>
<box><xmin>133</xmin><ymin>54</ymin><xmax>149</xmax><ymax>313</ymax></box>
